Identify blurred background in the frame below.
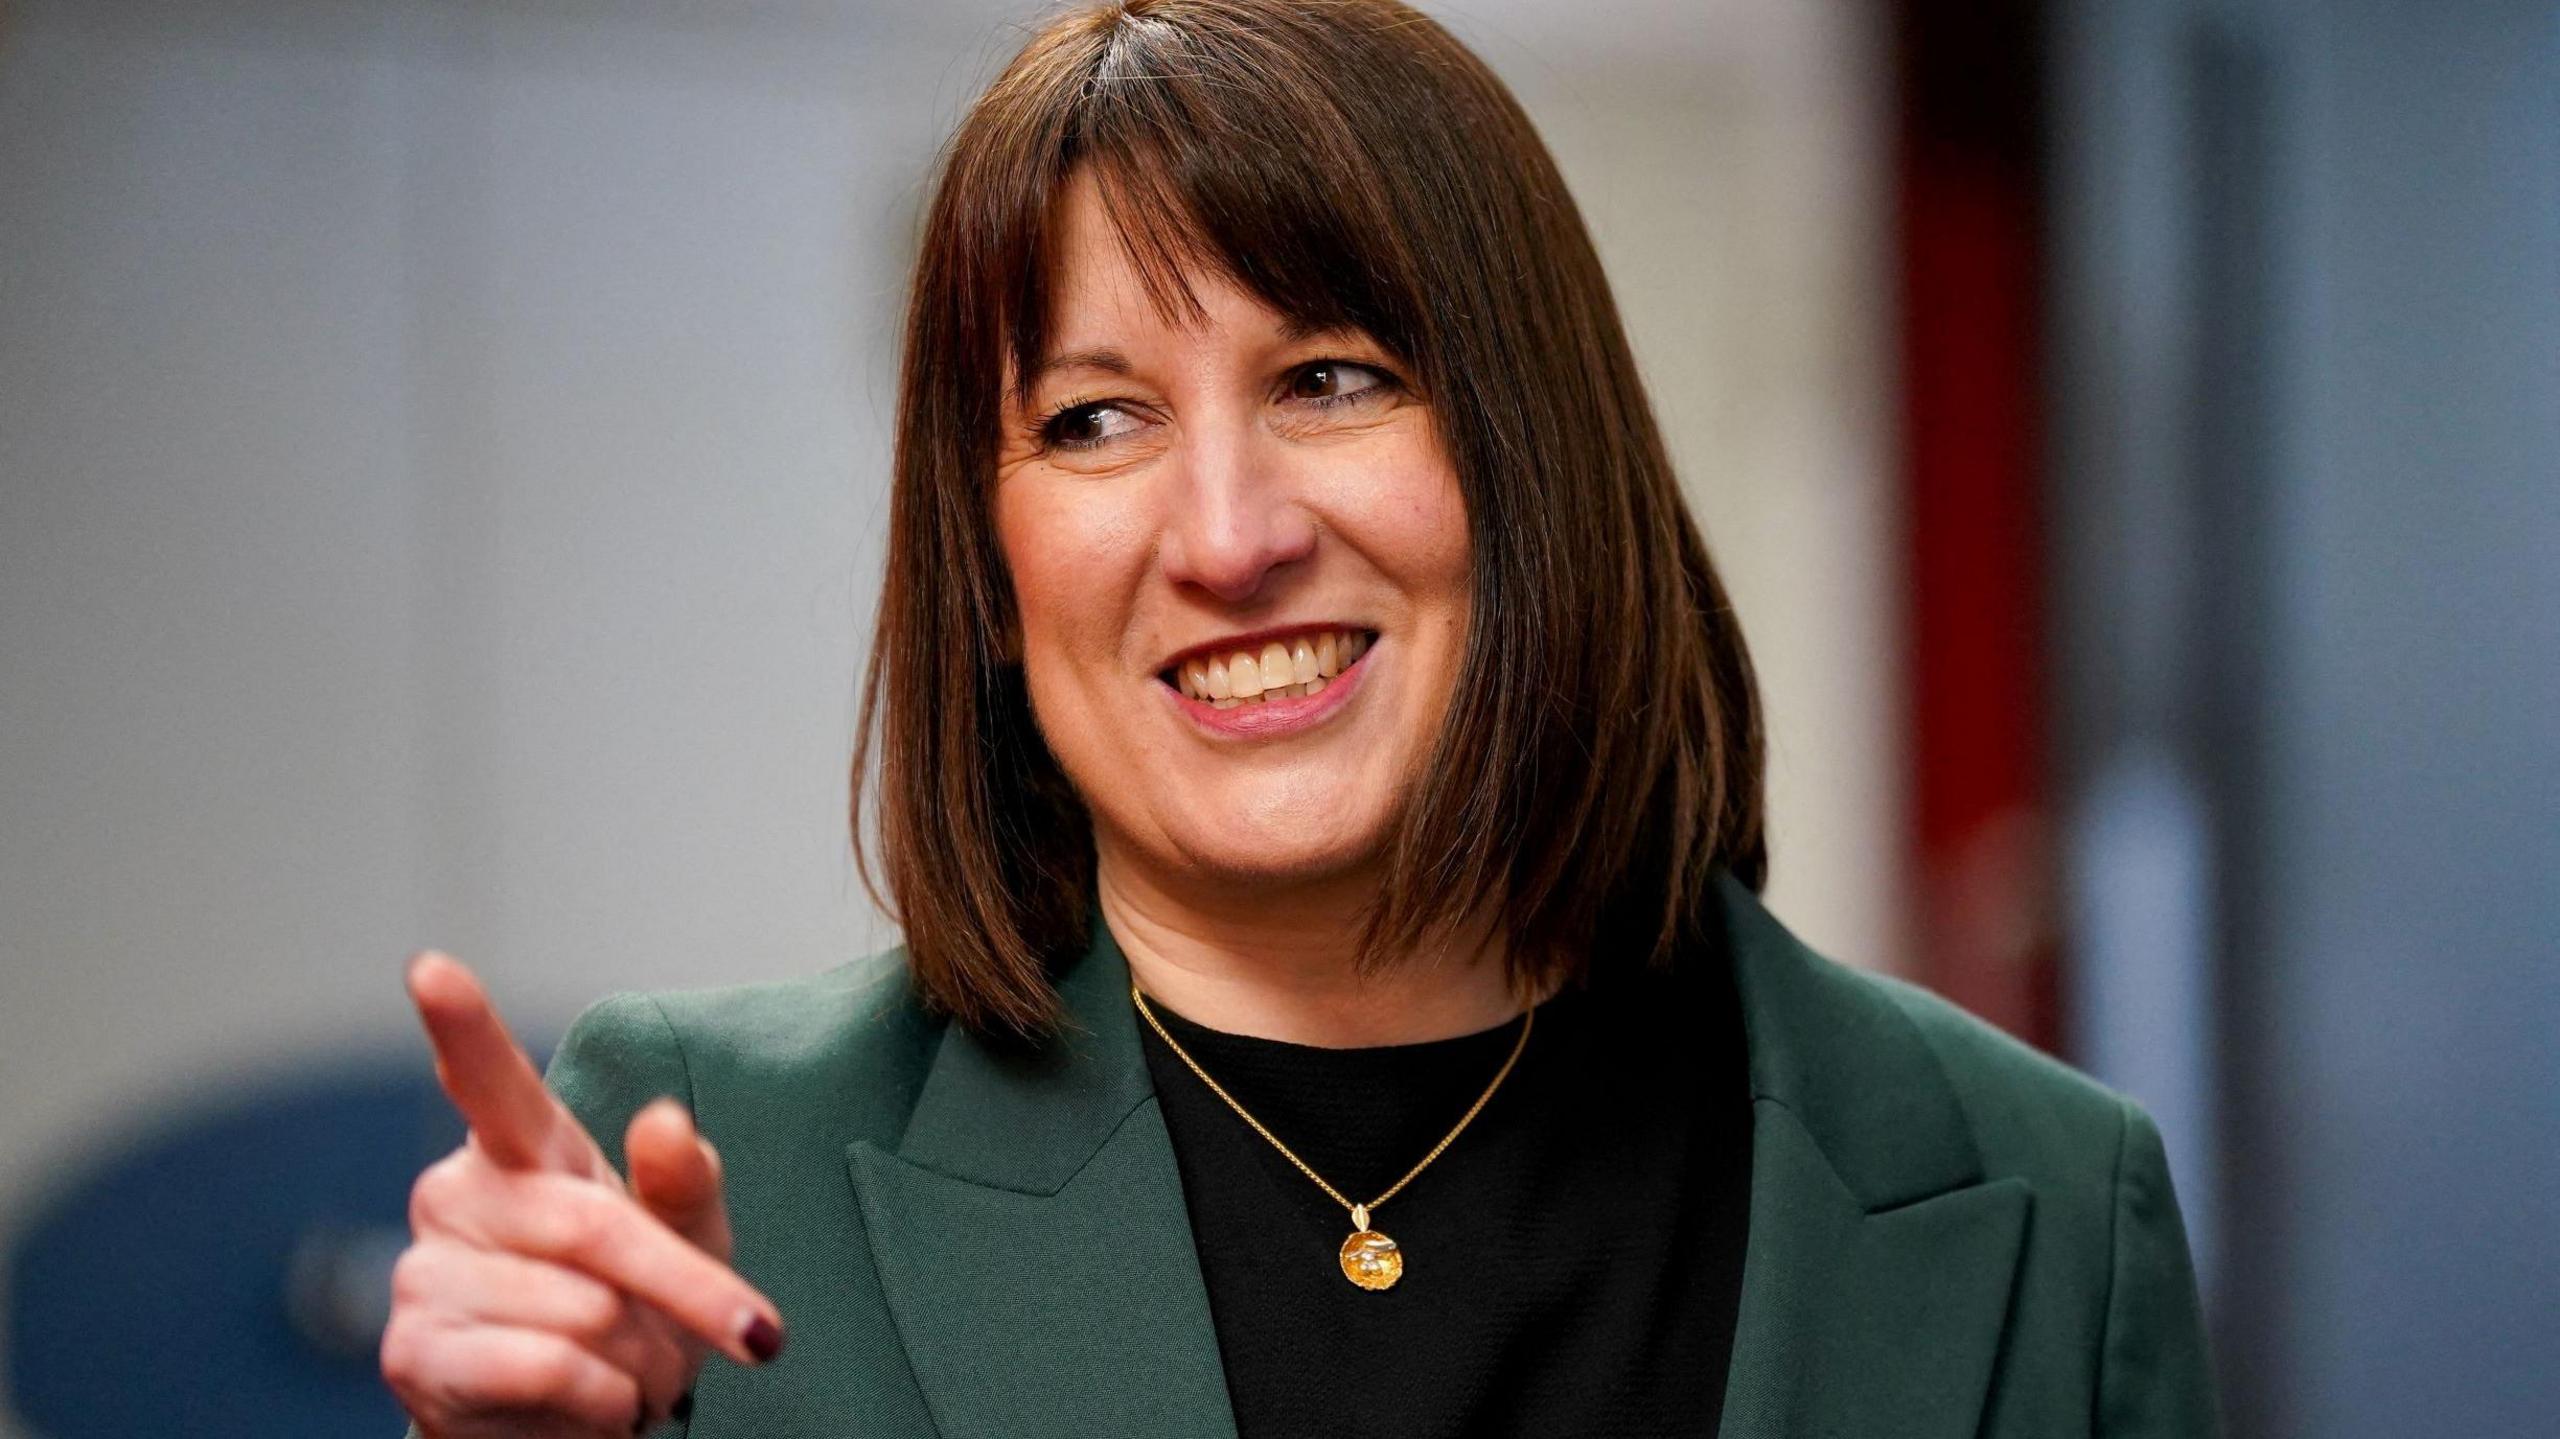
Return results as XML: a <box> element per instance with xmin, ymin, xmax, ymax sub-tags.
<box><xmin>0</xmin><ymin>0</ymin><xmax>2550</xmax><ymax>1433</ymax></box>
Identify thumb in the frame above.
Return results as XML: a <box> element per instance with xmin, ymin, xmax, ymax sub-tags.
<box><xmin>625</xmin><ymin>1098</ymin><xmax>733</xmax><ymax>1263</ymax></box>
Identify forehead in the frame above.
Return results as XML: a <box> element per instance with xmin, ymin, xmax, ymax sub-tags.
<box><xmin>1017</xmin><ymin>171</ymin><xmax>1334</xmax><ymax>390</ymax></box>
<box><xmin>1042</xmin><ymin>174</ymin><xmax>1281</xmax><ymax>344</ymax></box>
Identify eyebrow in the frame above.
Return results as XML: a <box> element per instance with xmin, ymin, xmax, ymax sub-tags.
<box><xmin>1025</xmin><ymin>319</ymin><xmax>1357</xmax><ymax>385</ymax></box>
<box><xmin>1031</xmin><ymin>347</ymin><xmax>1135</xmax><ymax>382</ymax></box>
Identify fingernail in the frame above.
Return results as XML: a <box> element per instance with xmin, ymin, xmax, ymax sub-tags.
<box><xmin>742</xmin><ymin>1314</ymin><xmax>784</xmax><ymax>1363</ymax></box>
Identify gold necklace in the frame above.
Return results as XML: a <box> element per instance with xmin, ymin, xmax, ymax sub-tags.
<box><xmin>1131</xmin><ymin>983</ymin><xmax>1537</xmax><ymax>1292</ymax></box>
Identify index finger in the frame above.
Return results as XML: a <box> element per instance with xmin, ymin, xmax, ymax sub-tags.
<box><xmin>407</xmin><ymin>951</ymin><xmax>568</xmax><ymax>1171</ymax></box>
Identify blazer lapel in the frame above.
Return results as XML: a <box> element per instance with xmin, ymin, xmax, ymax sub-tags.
<box><xmin>846</xmin><ymin>924</ymin><xmax>1237</xmax><ymax>1439</ymax></box>
<box><xmin>844</xmin><ymin>874</ymin><xmax>2022</xmax><ymax>1438</ymax></box>
<box><xmin>1715</xmin><ymin>873</ymin><xmax>2030</xmax><ymax>1439</ymax></box>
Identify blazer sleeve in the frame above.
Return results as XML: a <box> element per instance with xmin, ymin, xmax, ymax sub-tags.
<box><xmin>2096</xmin><ymin>1096</ymin><xmax>2224</xmax><ymax>1438</ymax></box>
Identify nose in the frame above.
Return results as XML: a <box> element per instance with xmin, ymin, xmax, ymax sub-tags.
<box><xmin>1156</xmin><ymin>426</ymin><xmax>1317</xmax><ymax>603</ymax></box>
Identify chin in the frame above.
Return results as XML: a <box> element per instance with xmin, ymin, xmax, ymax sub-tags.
<box><xmin>1156</xmin><ymin>804</ymin><xmax>1391</xmax><ymax>890</ymax></box>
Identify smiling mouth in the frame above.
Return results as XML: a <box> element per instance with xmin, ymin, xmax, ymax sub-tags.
<box><xmin>1159</xmin><ymin>627</ymin><xmax>1374</xmax><ymax>708</ymax></box>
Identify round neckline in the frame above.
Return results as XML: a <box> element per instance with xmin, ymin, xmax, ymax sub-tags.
<box><xmin>1138</xmin><ymin>988</ymin><xmax>1557</xmax><ymax>1062</ymax></box>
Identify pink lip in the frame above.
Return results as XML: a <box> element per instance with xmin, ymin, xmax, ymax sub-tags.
<box><xmin>1162</xmin><ymin>642</ymin><xmax>1371</xmax><ymax>739</ymax></box>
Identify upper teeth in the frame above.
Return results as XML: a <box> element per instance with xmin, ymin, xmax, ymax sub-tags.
<box><xmin>1175</xmin><ymin>629</ymin><xmax>1368</xmax><ymax>707</ymax></box>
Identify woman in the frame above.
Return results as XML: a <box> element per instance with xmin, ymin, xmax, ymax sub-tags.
<box><xmin>385</xmin><ymin>2</ymin><xmax>2220</xmax><ymax>1435</ymax></box>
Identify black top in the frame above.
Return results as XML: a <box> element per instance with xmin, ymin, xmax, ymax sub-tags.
<box><xmin>1137</xmin><ymin>947</ymin><xmax>1754</xmax><ymax>1439</ymax></box>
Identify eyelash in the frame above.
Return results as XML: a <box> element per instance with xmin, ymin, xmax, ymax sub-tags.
<box><xmin>1032</xmin><ymin>359</ymin><xmax>1400</xmax><ymax>453</ymax></box>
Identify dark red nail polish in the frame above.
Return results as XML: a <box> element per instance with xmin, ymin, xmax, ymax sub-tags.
<box><xmin>742</xmin><ymin>1315</ymin><xmax>784</xmax><ymax>1363</ymax></box>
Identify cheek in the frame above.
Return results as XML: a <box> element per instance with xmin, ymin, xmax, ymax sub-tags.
<box><xmin>1321</xmin><ymin>432</ymin><xmax>1473</xmax><ymax>621</ymax></box>
<box><xmin>1406</xmin><ymin>477</ymin><xmax>1473</xmax><ymax>601</ymax></box>
<box><xmin>993</xmin><ymin>480</ymin><xmax>1150</xmax><ymax>706</ymax></box>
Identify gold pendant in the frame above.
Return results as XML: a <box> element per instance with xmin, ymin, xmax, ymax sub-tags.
<box><xmin>1338</xmin><ymin>1203</ymin><xmax>1403</xmax><ymax>1290</ymax></box>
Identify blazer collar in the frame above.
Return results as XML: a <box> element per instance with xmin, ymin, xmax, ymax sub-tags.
<box><xmin>1711</xmin><ymin>870</ymin><xmax>2029</xmax><ymax>1438</ymax></box>
<box><xmin>848</xmin><ymin>877</ymin><xmax>2026</xmax><ymax>1438</ymax></box>
<box><xmin>885</xmin><ymin>917</ymin><xmax>1156</xmax><ymax>1195</ymax></box>
<box><xmin>845</xmin><ymin>921</ymin><xmax>1237</xmax><ymax>1439</ymax></box>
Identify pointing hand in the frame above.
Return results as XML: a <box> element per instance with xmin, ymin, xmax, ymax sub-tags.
<box><xmin>382</xmin><ymin>954</ymin><xmax>782</xmax><ymax>1437</ymax></box>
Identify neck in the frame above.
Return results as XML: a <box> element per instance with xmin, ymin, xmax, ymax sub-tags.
<box><xmin>1096</xmin><ymin>843</ymin><xmax>1525</xmax><ymax>1048</ymax></box>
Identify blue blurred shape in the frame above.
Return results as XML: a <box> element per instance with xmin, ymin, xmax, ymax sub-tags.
<box><xmin>5</xmin><ymin>1055</ymin><xmax>482</xmax><ymax>1436</ymax></box>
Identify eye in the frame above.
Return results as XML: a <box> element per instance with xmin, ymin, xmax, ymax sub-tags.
<box><xmin>1284</xmin><ymin>360</ymin><xmax>1394</xmax><ymax>405</ymax></box>
<box><xmin>1040</xmin><ymin>400</ymin><xmax>1146</xmax><ymax>452</ymax></box>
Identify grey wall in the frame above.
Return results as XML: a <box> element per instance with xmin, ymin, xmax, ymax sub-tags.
<box><xmin>0</xmin><ymin>2</ymin><xmax>1895</xmax><ymax>1427</ymax></box>
<box><xmin>2051</xmin><ymin>0</ymin><xmax>2560</xmax><ymax>1433</ymax></box>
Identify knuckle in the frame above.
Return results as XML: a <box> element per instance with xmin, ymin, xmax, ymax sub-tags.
<box><xmin>377</xmin><ymin>1312</ymin><xmax>428</xmax><ymax>1388</ymax></box>
<box><xmin>515</xmin><ymin>1340</ymin><xmax>592</xmax><ymax>1405</ymax></box>
<box><xmin>555</xmin><ymin>1273</ymin><xmax>626</xmax><ymax>1339</ymax></box>
<box><xmin>524</xmin><ymin>1180</ymin><xmax>616</xmax><ymax>1261</ymax></box>
<box><xmin>407</xmin><ymin>1151</ymin><xmax>475</xmax><ymax>1229</ymax></box>
<box><xmin>386</xmin><ymin>1243</ymin><xmax>440</xmax><ymax>1308</ymax></box>
<box><xmin>515</xmin><ymin>1342</ymin><xmax>567</xmax><ymax>1394</ymax></box>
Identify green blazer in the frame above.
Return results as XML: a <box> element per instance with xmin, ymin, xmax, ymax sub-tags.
<box><xmin>538</xmin><ymin>873</ymin><xmax>2220</xmax><ymax>1437</ymax></box>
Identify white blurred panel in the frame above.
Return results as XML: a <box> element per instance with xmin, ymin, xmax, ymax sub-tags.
<box><xmin>1453</xmin><ymin>0</ymin><xmax>1904</xmax><ymax>973</ymax></box>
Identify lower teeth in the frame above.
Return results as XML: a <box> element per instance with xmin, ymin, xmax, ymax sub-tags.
<box><xmin>1208</xmin><ymin>677</ymin><xmax>1329</xmax><ymax>708</ymax></box>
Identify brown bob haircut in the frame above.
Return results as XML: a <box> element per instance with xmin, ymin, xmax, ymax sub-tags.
<box><xmin>855</xmin><ymin>0</ymin><xmax>1766</xmax><ymax>1037</ymax></box>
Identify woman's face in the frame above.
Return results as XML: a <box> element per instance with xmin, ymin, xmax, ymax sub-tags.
<box><xmin>994</xmin><ymin>173</ymin><xmax>1471</xmax><ymax>894</ymax></box>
